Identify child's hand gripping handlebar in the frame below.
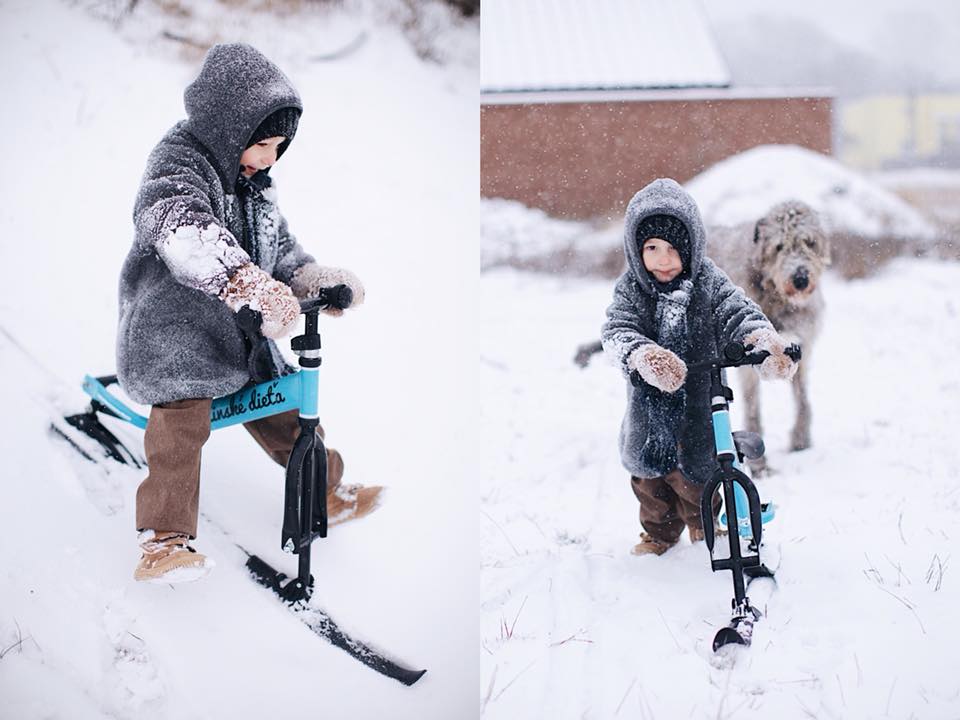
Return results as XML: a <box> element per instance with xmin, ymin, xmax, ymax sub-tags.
<box><xmin>236</xmin><ymin>284</ymin><xmax>354</xmax><ymax>336</ymax></box>
<box><xmin>686</xmin><ymin>341</ymin><xmax>802</xmax><ymax>374</ymax></box>
<box><xmin>297</xmin><ymin>284</ymin><xmax>353</xmax><ymax>314</ymax></box>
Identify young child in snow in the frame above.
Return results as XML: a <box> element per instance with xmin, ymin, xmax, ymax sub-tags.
<box><xmin>601</xmin><ymin>178</ymin><xmax>797</xmax><ymax>556</ymax></box>
<box><xmin>117</xmin><ymin>43</ymin><xmax>381</xmax><ymax>583</ymax></box>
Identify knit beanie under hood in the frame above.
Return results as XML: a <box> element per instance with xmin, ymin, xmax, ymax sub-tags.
<box><xmin>635</xmin><ymin>214</ymin><xmax>692</xmax><ymax>273</ymax></box>
<box><xmin>246</xmin><ymin>106</ymin><xmax>301</xmax><ymax>160</ymax></box>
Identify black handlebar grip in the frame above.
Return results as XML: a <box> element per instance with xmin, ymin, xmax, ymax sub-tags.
<box><xmin>297</xmin><ymin>284</ymin><xmax>355</xmax><ymax>315</ymax></box>
<box><xmin>326</xmin><ymin>284</ymin><xmax>353</xmax><ymax>310</ymax></box>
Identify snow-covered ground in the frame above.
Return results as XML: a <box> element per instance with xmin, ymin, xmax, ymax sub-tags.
<box><xmin>0</xmin><ymin>1</ymin><xmax>477</xmax><ymax>718</ymax></box>
<box><xmin>480</xmin><ymin>260</ymin><xmax>960</xmax><ymax>718</ymax></box>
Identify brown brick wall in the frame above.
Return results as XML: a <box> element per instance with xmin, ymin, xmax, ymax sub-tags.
<box><xmin>481</xmin><ymin>96</ymin><xmax>833</xmax><ymax>220</ymax></box>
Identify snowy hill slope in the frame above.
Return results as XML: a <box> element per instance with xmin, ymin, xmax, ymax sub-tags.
<box><xmin>480</xmin><ymin>198</ymin><xmax>622</xmax><ymax>276</ymax></box>
<box><xmin>480</xmin><ymin>260</ymin><xmax>960</xmax><ymax>719</ymax></box>
<box><xmin>0</xmin><ymin>1</ymin><xmax>477</xmax><ymax>718</ymax></box>
<box><xmin>687</xmin><ymin>145</ymin><xmax>938</xmax><ymax>242</ymax></box>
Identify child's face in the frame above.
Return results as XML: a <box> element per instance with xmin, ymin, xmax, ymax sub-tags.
<box><xmin>240</xmin><ymin>136</ymin><xmax>286</xmax><ymax>177</ymax></box>
<box><xmin>642</xmin><ymin>237</ymin><xmax>683</xmax><ymax>283</ymax></box>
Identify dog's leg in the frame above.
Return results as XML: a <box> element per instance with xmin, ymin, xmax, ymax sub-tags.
<box><xmin>790</xmin><ymin>360</ymin><xmax>812</xmax><ymax>451</ymax></box>
<box><xmin>573</xmin><ymin>339</ymin><xmax>603</xmax><ymax>368</ymax></box>
<box><xmin>739</xmin><ymin>366</ymin><xmax>769</xmax><ymax>476</ymax></box>
<box><xmin>740</xmin><ymin>365</ymin><xmax>762</xmax><ymax>435</ymax></box>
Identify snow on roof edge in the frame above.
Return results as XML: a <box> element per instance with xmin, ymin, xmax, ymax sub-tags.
<box><xmin>481</xmin><ymin>86</ymin><xmax>836</xmax><ymax>105</ymax></box>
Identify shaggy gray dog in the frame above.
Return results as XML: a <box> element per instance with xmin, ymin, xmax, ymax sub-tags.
<box><xmin>708</xmin><ymin>201</ymin><xmax>831</xmax><ymax>473</ymax></box>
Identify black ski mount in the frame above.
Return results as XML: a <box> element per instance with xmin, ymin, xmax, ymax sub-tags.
<box><xmin>55</xmin><ymin>378</ymin><xmax>145</xmax><ymax>468</ymax></box>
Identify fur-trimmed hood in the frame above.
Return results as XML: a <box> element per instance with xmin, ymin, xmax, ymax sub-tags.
<box><xmin>184</xmin><ymin>43</ymin><xmax>302</xmax><ymax>191</ymax></box>
<box><xmin>623</xmin><ymin>178</ymin><xmax>707</xmax><ymax>296</ymax></box>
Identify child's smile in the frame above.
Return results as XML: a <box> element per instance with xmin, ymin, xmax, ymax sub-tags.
<box><xmin>240</xmin><ymin>135</ymin><xmax>286</xmax><ymax>177</ymax></box>
<box><xmin>642</xmin><ymin>237</ymin><xmax>683</xmax><ymax>283</ymax></box>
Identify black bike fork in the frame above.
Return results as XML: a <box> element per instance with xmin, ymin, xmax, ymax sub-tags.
<box><xmin>247</xmin><ymin>418</ymin><xmax>329</xmax><ymax>604</ymax></box>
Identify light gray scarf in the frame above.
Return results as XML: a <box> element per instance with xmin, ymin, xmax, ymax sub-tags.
<box><xmin>637</xmin><ymin>279</ymin><xmax>693</xmax><ymax>476</ymax></box>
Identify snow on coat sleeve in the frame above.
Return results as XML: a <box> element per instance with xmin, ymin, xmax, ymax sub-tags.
<box><xmin>134</xmin><ymin>145</ymin><xmax>249</xmax><ymax>297</ymax></box>
<box><xmin>601</xmin><ymin>273</ymin><xmax>655</xmax><ymax>377</ymax></box>
<box><xmin>709</xmin><ymin>260</ymin><xmax>774</xmax><ymax>347</ymax></box>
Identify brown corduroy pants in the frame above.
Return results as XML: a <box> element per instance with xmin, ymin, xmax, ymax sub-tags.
<box><xmin>630</xmin><ymin>468</ymin><xmax>720</xmax><ymax>544</ymax></box>
<box><xmin>135</xmin><ymin>398</ymin><xmax>344</xmax><ymax>538</ymax></box>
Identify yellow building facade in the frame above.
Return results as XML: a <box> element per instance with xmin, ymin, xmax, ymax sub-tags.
<box><xmin>840</xmin><ymin>93</ymin><xmax>960</xmax><ymax>170</ymax></box>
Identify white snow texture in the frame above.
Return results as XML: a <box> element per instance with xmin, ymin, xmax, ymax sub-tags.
<box><xmin>480</xmin><ymin>254</ymin><xmax>960</xmax><ymax>719</ymax></box>
<box><xmin>157</xmin><ymin>222</ymin><xmax>248</xmax><ymax>296</ymax></box>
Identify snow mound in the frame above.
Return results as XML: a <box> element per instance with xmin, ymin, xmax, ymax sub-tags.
<box><xmin>481</xmin><ymin>198</ymin><xmax>621</xmax><ymax>275</ymax></box>
<box><xmin>687</xmin><ymin>145</ymin><xmax>939</xmax><ymax>241</ymax></box>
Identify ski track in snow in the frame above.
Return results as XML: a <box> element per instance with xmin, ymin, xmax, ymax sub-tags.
<box><xmin>480</xmin><ymin>259</ymin><xmax>960</xmax><ymax>719</ymax></box>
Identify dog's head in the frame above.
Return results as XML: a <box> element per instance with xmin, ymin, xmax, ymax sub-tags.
<box><xmin>753</xmin><ymin>201</ymin><xmax>831</xmax><ymax>305</ymax></box>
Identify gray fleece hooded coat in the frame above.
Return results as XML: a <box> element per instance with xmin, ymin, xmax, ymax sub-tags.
<box><xmin>601</xmin><ymin>179</ymin><xmax>773</xmax><ymax>484</ymax></box>
<box><xmin>117</xmin><ymin>43</ymin><xmax>313</xmax><ymax>405</ymax></box>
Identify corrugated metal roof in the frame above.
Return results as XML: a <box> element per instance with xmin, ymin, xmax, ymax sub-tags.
<box><xmin>481</xmin><ymin>0</ymin><xmax>731</xmax><ymax>93</ymax></box>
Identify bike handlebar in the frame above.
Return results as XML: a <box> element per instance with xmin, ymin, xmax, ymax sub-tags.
<box><xmin>629</xmin><ymin>341</ymin><xmax>802</xmax><ymax>387</ymax></box>
<box><xmin>687</xmin><ymin>341</ymin><xmax>802</xmax><ymax>373</ymax></box>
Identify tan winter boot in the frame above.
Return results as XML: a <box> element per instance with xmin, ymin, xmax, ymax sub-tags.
<box><xmin>630</xmin><ymin>532</ymin><xmax>677</xmax><ymax>557</ymax></box>
<box><xmin>134</xmin><ymin>531</ymin><xmax>214</xmax><ymax>584</ymax></box>
<box><xmin>327</xmin><ymin>483</ymin><xmax>384</xmax><ymax>527</ymax></box>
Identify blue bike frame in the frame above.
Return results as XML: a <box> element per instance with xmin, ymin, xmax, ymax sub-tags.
<box><xmin>80</xmin><ymin>367</ymin><xmax>318</xmax><ymax>432</ymax></box>
<box><xmin>710</xmin><ymin>374</ymin><xmax>776</xmax><ymax>537</ymax></box>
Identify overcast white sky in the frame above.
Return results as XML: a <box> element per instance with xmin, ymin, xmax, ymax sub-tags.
<box><xmin>703</xmin><ymin>0</ymin><xmax>960</xmax><ymax>90</ymax></box>
<box><xmin>704</xmin><ymin>0</ymin><xmax>960</xmax><ymax>53</ymax></box>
